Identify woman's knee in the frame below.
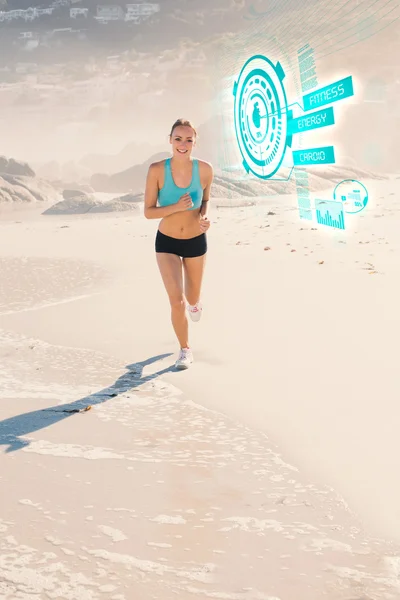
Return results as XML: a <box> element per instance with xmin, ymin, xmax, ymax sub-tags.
<box><xmin>169</xmin><ymin>294</ymin><xmax>185</xmax><ymax>311</ymax></box>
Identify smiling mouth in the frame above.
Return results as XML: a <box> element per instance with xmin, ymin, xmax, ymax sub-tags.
<box><xmin>177</xmin><ymin>149</ymin><xmax>187</xmax><ymax>153</ymax></box>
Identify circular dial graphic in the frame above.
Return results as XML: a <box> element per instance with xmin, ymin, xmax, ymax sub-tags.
<box><xmin>233</xmin><ymin>55</ymin><xmax>289</xmax><ymax>179</ymax></box>
<box><xmin>333</xmin><ymin>179</ymin><xmax>368</xmax><ymax>214</ymax></box>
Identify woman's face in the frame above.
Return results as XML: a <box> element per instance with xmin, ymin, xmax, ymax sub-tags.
<box><xmin>170</xmin><ymin>125</ymin><xmax>195</xmax><ymax>158</ymax></box>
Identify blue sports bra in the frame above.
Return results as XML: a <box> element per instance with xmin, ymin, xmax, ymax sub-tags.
<box><xmin>158</xmin><ymin>158</ymin><xmax>203</xmax><ymax>211</ymax></box>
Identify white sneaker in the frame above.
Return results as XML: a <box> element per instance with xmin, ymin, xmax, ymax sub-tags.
<box><xmin>187</xmin><ymin>301</ymin><xmax>202</xmax><ymax>322</ymax></box>
<box><xmin>175</xmin><ymin>347</ymin><xmax>193</xmax><ymax>370</ymax></box>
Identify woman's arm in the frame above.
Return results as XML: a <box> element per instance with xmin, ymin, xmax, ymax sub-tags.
<box><xmin>200</xmin><ymin>163</ymin><xmax>214</xmax><ymax>218</ymax></box>
<box><xmin>144</xmin><ymin>163</ymin><xmax>180</xmax><ymax>219</ymax></box>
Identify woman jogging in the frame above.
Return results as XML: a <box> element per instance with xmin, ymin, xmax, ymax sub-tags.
<box><xmin>144</xmin><ymin>118</ymin><xmax>213</xmax><ymax>369</ymax></box>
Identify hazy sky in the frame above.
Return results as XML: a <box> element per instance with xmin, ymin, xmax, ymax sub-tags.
<box><xmin>0</xmin><ymin>0</ymin><xmax>399</xmax><ymax>174</ymax></box>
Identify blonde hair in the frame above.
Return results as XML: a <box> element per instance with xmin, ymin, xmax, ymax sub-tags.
<box><xmin>169</xmin><ymin>118</ymin><xmax>197</xmax><ymax>138</ymax></box>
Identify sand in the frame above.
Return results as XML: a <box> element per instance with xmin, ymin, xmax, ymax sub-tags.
<box><xmin>1</xmin><ymin>184</ymin><xmax>400</xmax><ymax>599</ymax></box>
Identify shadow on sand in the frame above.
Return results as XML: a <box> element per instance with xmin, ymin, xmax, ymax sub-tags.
<box><xmin>0</xmin><ymin>353</ymin><xmax>175</xmax><ymax>454</ymax></box>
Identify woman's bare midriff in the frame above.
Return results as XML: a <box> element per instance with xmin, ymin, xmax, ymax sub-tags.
<box><xmin>158</xmin><ymin>210</ymin><xmax>201</xmax><ymax>239</ymax></box>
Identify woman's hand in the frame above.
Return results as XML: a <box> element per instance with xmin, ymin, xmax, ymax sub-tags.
<box><xmin>199</xmin><ymin>216</ymin><xmax>210</xmax><ymax>233</ymax></box>
<box><xmin>175</xmin><ymin>193</ymin><xmax>193</xmax><ymax>212</ymax></box>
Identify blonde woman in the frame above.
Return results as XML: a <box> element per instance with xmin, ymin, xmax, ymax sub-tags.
<box><xmin>144</xmin><ymin>118</ymin><xmax>213</xmax><ymax>369</ymax></box>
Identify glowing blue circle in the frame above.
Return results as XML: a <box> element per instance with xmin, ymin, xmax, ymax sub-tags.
<box><xmin>333</xmin><ymin>179</ymin><xmax>368</xmax><ymax>214</ymax></box>
<box><xmin>233</xmin><ymin>55</ymin><xmax>289</xmax><ymax>179</ymax></box>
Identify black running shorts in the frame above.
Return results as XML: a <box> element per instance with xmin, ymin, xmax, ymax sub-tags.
<box><xmin>155</xmin><ymin>230</ymin><xmax>207</xmax><ymax>258</ymax></box>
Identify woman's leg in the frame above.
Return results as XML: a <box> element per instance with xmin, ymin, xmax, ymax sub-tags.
<box><xmin>156</xmin><ymin>253</ymin><xmax>189</xmax><ymax>348</ymax></box>
<box><xmin>183</xmin><ymin>254</ymin><xmax>207</xmax><ymax>306</ymax></box>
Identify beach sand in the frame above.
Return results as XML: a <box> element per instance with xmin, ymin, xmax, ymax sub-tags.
<box><xmin>1</xmin><ymin>182</ymin><xmax>400</xmax><ymax>599</ymax></box>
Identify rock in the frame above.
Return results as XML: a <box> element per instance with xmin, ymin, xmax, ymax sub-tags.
<box><xmin>62</xmin><ymin>189</ymin><xmax>93</xmax><ymax>201</ymax></box>
<box><xmin>112</xmin><ymin>192</ymin><xmax>144</xmax><ymax>203</ymax></box>
<box><xmin>43</xmin><ymin>196</ymin><xmax>140</xmax><ymax>215</ymax></box>
<box><xmin>0</xmin><ymin>156</ymin><xmax>35</xmax><ymax>177</ymax></box>
<box><xmin>43</xmin><ymin>197</ymin><xmax>98</xmax><ymax>215</ymax></box>
<box><xmin>0</xmin><ymin>155</ymin><xmax>58</xmax><ymax>204</ymax></box>
<box><xmin>90</xmin><ymin>172</ymin><xmax>111</xmax><ymax>192</ymax></box>
<box><xmin>0</xmin><ymin>174</ymin><xmax>56</xmax><ymax>203</ymax></box>
<box><xmin>52</xmin><ymin>180</ymin><xmax>94</xmax><ymax>193</ymax></box>
<box><xmin>95</xmin><ymin>200</ymin><xmax>139</xmax><ymax>213</ymax></box>
<box><xmin>79</xmin><ymin>184</ymin><xmax>95</xmax><ymax>194</ymax></box>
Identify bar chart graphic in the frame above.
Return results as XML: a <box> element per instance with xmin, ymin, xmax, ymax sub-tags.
<box><xmin>315</xmin><ymin>199</ymin><xmax>345</xmax><ymax>230</ymax></box>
